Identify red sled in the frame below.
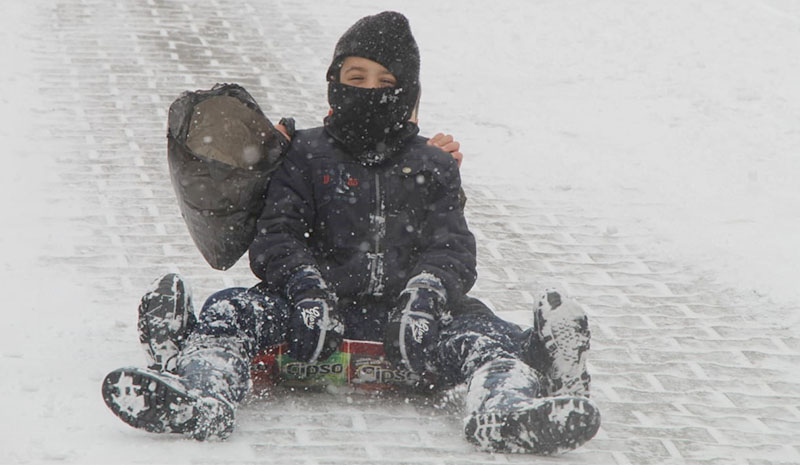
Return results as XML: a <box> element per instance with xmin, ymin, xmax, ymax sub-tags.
<box><xmin>250</xmin><ymin>339</ymin><xmax>431</xmax><ymax>393</ymax></box>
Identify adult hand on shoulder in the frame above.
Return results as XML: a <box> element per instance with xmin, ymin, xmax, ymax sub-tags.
<box><xmin>275</xmin><ymin>124</ymin><xmax>291</xmax><ymax>141</ymax></box>
<box><xmin>384</xmin><ymin>273</ymin><xmax>447</xmax><ymax>373</ymax></box>
<box><xmin>285</xmin><ymin>266</ymin><xmax>344</xmax><ymax>363</ymax></box>
<box><xmin>427</xmin><ymin>133</ymin><xmax>463</xmax><ymax>167</ymax></box>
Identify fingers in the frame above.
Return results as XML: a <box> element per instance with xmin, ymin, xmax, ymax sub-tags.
<box><xmin>451</xmin><ymin>151</ymin><xmax>463</xmax><ymax>168</ymax></box>
<box><xmin>440</xmin><ymin>140</ymin><xmax>460</xmax><ymax>154</ymax></box>
<box><xmin>426</xmin><ymin>133</ymin><xmax>441</xmax><ymax>145</ymax></box>
<box><xmin>427</xmin><ymin>133</ymin><xmax>463</xmax><ymax>167</ymax></box>
<box><xmin>427</xmin><ymin>133</ymin><xmax>453</xmax><ymax>148</ymax></box>
<box><xmin>275</xmin><ymin>123</ymin><xmax>291</xmax><ymax>141</ymax></box>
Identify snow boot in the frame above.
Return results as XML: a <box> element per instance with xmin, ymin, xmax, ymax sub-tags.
<box><xmin>138</xmin><ymin>273</ymin><xmax>197</xmax><ymax>372</ymax></box>
<box><xmin>528</xmin><ymin>289</ymin><xmax>591</xmax><ymax>397</ymax></box>
<box><xmin>101</xmin><ymin>367</ymin><xmax>234</xmax><ymax>440</ymax></box>
<box><xmin>175</xmin><ymin>333</ymin><xmax>253</xmax><ymax>412</ymax></box>
<box><xmin>463</xmin><ymin>358</ymin><xmax>600</xmax><ymax>454</ymax></box>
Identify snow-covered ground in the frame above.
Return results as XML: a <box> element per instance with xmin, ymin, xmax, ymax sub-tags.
<box><xmin>317</xmin><ymin>0</ymin><xmax>800</xmax><ymax>310</ymax></box>
<box><xmin>1</xmin><ymin>0</ymin><xmax>798</xmax><ymax>463</ymax></box>
<box><xmin>413</xmin><ymin>0</ymin><xmax>800</xmax><ymax>309</ymax></box>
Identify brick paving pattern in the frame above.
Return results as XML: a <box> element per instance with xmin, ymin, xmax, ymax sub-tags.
<box><xmin>22</xmin><ymin>1</ymin><xmax>800</xmax><ymax>463</ymax></box>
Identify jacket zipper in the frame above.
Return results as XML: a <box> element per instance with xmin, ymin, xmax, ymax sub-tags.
<box><xmin>374</xmin><ymin>172</ymin><xmax>382</xmax><ymax>254</ymax></box>
<box><xmin>367</xmin><ymin>171</ymin><xmax>386</xmax><ymax>296</ymax></box>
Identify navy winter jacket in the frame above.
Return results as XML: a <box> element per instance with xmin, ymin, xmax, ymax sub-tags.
<box><xmin>249</xmin><ymin>127</ymin><xmax>477</xmax><ymax>310</ymax></box>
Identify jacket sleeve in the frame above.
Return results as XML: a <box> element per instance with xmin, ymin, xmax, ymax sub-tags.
<box><xmin>249</xmin><ymin>150</ymin><xmax>320</xmax><ymax>292</ymax></box>
<box><xmin>410</xmin><ymin>155</ymin><xmax>477</xmax><ymax>303</ymax></box>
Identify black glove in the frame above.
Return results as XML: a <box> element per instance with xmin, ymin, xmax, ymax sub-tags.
<box><xmin>285</xmin><ymin>266</ymin><xmax>344</xmax><ymax>363</ymax></box>
<box><xmin>384</xmin><ymin>273</ymin><xmax>447</xmax><ymax>373</ymax></box>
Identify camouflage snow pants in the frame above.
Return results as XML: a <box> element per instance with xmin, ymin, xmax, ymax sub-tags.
<box><xmin>181</xmin><ymin>285</ymin><xmax>545</xmax><ymax>401</ymax></box>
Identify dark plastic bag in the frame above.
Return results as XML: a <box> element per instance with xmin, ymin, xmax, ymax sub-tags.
<box><xmin>167</xmin><ymin>83</ymin><xmax>286</xmax><ymax>270</ymax></box>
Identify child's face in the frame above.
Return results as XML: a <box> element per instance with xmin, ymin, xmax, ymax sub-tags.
<box><xmin>339</xmin><ymin>57</ymin><xmax>397</xmax><ymax>89</ymax></box>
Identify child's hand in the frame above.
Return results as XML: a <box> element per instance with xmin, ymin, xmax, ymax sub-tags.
<box><xmin>285</xmin><ymin>266</ymin><xmax>343</xmax><ymax>363</ymax></box>
<box><xmin>383</xmin><ymin>273</ymin><xmax>446</xmax><ymax>373</ymax></box>
<box><xmin>289</xmin><ymin>295</ymin><xmax>343</xmax><ymax>363</ymax></box>
<box><xmin>427</xmin><ymin>133</ymin><xmax>463</xmax><ymax>167</ymax></box>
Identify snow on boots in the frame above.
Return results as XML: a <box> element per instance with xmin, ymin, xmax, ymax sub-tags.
<box><xmin>138</xmin><ymin>273</ymin><xmax>196</xmax><ymax>372</ymax></box>
<box><xmin>102</xmin><ymin>332</ymin><xmax>251</xmax><ymax>440</ymax></box>
<box><xmin>530</xmin><ymin>289</ymin><xmax>592</xmax><ymax>397</ymax></box>
<box><xmin>463</xmin><ymin>358</ymin><xmax>600</xmax><ymax>454</ymax></box>
<box><xmin>102</xmin><ymin>367</ymin><xmax>235</xmax><ymax>440</ymax></box>
<box><xmin>104</xmin><ymin>294</ymin><xmax>252</xmax><ymax>441</ymax></box>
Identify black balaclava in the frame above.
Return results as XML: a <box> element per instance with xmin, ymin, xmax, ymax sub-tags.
<box><xmin>324</xmin><ymin>11</ymin><xmax>421</xmax><ymax>166</ymax></box>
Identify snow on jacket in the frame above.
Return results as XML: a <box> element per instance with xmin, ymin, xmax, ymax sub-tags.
<box><xmin>249</xmin><ymin>126</ymin><xmax>477</xmax><ymax>309</ymax></box>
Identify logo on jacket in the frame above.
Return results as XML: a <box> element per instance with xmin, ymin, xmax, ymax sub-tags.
<box><xmin>321</xmin><ymin>168</ymin><xmax>359</xmax><ymax>195</ymax></box>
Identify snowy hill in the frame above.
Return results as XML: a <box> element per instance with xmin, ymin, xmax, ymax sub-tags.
<box><xmin>1</xmin><ymin>1</ymin><xmax>798</xmax><ymax>464</ymax></box>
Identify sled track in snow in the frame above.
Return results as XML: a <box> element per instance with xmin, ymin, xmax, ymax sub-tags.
<box><xmin>24</xmin><ymin>0</ymin><xmax>800</xmax><ymax>463</ymax></box>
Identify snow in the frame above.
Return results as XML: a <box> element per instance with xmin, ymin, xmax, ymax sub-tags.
<box><xmin>404</xmin><ymin>0</ymin><xmax>800</xmax><ymax>309</ymax></box>
<box><xmin>110</xmin><ymin>374</ymin><xmax>148</xmax><ymax>417</ymax></box>
<box><xmin>1</xmin><ymin>0</ymin><xmax>798</xmax><ymax>463</ymax></box>
<box><xmin>316</xmin><ymin>1</ymin><xmax>800</xmax><ymax>310</ymax></box>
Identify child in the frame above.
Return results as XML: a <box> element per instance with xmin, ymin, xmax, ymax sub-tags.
<box><xmin>103</xmin><ymin>11</ymin><xmax>600</xmax><ymax>455</ymax></box>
